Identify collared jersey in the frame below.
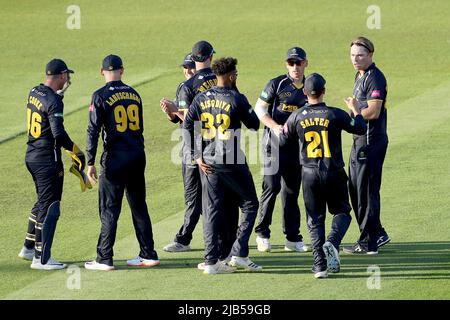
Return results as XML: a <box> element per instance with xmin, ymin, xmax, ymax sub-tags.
<box><xmin>86</xmin><ymin>80</ymin><xmax>144</xmax><ymax>165</ymax></box>
<box><xmin>184</xmin><ymin>86</ymin><xmax>260</xmax><ymax>167</ymax></box>
<box><xmin>281</xmin><ymin>103</ymin><xmax>367</xmax><ymax>171</ymax></box>
<box><xmin>259</xmin><ymin>74</ymin><xmax>308</xmax><ymax>125</ymax></box>
<box><xmin>25</xmin><ymin>84</ymin><xmax>73</xmax><ymax>163</ymax></box>
<box><xmin>353</xmin><ymin>63</ymin><xmax>388</xmax><ymax>145</ymax></box>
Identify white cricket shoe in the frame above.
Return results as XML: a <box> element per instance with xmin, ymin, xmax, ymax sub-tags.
<box><xmin>284</xmin><ymin>240</ymin><xmax>309</xmax><ymax>252</ymax></box>
<box><xmin>256</xmin><ymin>236</ymin><xmax>271</xmax><ymax>252</ymax></box>
<box><xmin>31</xmin><ymin>257</ymin><xmax>67</xmax><ymax>270</ymax></box>
<box><xmin>84</xmin><ymin>260</ymin><xmax>114</xmax><ymax>271</ymax></box>
<box><xmin>127</xmin><ymin>256</ymin><xmax>160</xmax><ymax>267</ymax></box>
<box><xmin>163</xmin><ymin>242</ymin><xmax>191</xmax><ymax>252</ymax></box>
<box><xmin>203</xmin><ymin>261</ymin><xmax>236</xmax><ymax>275</ymax></box>
<box><xmin>323</xmin><ymin>241</ymin><xmax>340</xmax><ymax>273</ymax></box>
<box><xmin>18</xmin><ymin>246</ymin><xmax>35</xmax><ymax>261</ymax></box>
<box><xmin>198</xmin><ymin>257</ymin><xmax>231</xmax><ymax>270</ymax></box>
<box><xmin>314</xmin><ymin>270</ymin><xmax>328</xmax><ymax>279</ymax></box>
<box><xmin>229</xmin><ymin>256</ymin><xmax>262</xmax><ymax>271</ymax></box>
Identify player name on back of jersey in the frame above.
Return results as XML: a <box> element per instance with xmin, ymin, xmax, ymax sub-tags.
<box><xmin>300</xmin><ymin>117</ymin><xmax>330</xmax><ymax>129</ymax></box>
<box><xmin>198</xmin><ymin>79</ymin><xmax>217</xmax><ymax>93</ymax></box>
<box><xmin>29</xmin><ymin>96</ymin><xmax>43</xmax><ymax>110</ymax></box>
<box><xmin>105</xmin><ymin>91</ymin><xmax>141</xmax><ymax>106</ymax></box>
<box><xmin>200</xmin><ymin>99</ymin><xmax>231</xmax><ymax>112</ymax></box>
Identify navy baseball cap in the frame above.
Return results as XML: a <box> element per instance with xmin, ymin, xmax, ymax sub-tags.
<box><xmin>46</xmin><ymin>59</ymin><xmax>74</xmax><ymax>75</ymax></box>
<box><xmin>286</xmin><ymin>47</ymin><xmax>307</xmax><ymax>61</ymax></box>
<box><xmin>191</xmin><ymin>41</ymin><xmax>215</xmax><ymax>62</ymax></box>
<box><xmin>181</xmin><ymin>53</ymin><xmax>195</xmax><ymax>69</ymax></box>
<box><xmin>102</xmin><ymin>54</ymin><xmax>123</xmax><ymax>71</ymax></box>
<box><xmin>304</xmin><ymin>73</ymin><xmax>326</xmax><ymax>95</ymax></box>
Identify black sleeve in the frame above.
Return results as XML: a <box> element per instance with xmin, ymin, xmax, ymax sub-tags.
<box><xmin>365</xmin><ymin>72</ymin><xmax>387</xmax><ymax>102</ymax></box>
<box><xmin>48</xmin><ymin>96</ymin><xmax>74</xmax><ymax>151</ymax></box>
<box><xmin>177</xmin><ymin>82</ymin><xmax>194</xmax><ymax>110</ymax></box>
<box><xmin>279</xmin><ymin>112</ymin><xmax>299</xmax><ymax>147</ymax></box>
<box><xmin>182</xmin><ymin>97</ymin><xmax>202</xmax><ymax>160</ymax></box>
<box><xmin>337</xmin><ymin>109</ymin><xmax>367</xmax><ymax>135</ymax></box>
<box><xmin>237</xmin><ymin>94</ymin><xmax>260</xmax><ymax>130</ymax></box>
<box><xmin>259</xmin><ymin>78</ymin><xmax>277</xmax><ymax>105</ymax></box>
<box><xmin>86</xmin><ymin>92</ymin><xmax>104</xmax><ymax>165</ymax></box>
<box><xmin>169</xmin><ymin>83</ymin><xmax>183</xmax><ymax>124</ymax></box>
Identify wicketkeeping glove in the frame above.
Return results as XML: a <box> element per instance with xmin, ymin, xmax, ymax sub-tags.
<box><xmin>66</xmin><ymin>144</ymin><xmax>86</xmax><ymax>171</ymax></box>
<box><xmin>69</xmin><ymin>164</ymin><xmax>92</xmax><ymax>192</ymax></box>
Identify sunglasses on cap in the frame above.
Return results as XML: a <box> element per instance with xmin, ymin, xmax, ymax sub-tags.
<box><xmin>287</xmin><ymin>59</ymin><xmax>303</xmax><ymax>66</ymax></box>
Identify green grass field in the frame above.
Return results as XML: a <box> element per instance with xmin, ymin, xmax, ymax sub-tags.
<box><xmin>1</xmin><ymin>0</ymin><xmax>449</xmax><ymax>300</ymax></box>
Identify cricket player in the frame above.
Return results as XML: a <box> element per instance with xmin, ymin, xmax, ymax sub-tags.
<box><xmin>280</xmin><ymin>73</ymin><xmax>367</xmax><ymax>278</ymax></box>
<box><xmin>184</xmin><ymin>57</ymin><xmax>261</xmax><ymax>274</ymax></box>
<box><xmin>343</xmin><ymin>37</ymin><xmax>390</xmax><ymax>255</ymax></box>
<box><xmin>84</xmin><ymin>55</ymin><xmax>159</xmax><ymax>271</ymax></box>
<box><xmin>253</xmin><ymin>47</ymin><xmax>309</xmax><ymax>253</ymax></box>
<box><xmin>20</xmin><ymin>58</ymin><xmax>86</xmax><ymax>270</ymax></box>
<box><xmin>161</xmin><ymin>43</ymin><xmax>240</xmax><ymax>264</ymax></box>
<box><xmin>160</xmin><ymin>53</ymin><xmax>196</xmax><ymax>123</ymax></box>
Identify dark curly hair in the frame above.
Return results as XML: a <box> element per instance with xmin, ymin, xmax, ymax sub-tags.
<box><xmin>211</xmin><ymin>57</ymin><xmax>238</xmax><ymax>76</ymax></box>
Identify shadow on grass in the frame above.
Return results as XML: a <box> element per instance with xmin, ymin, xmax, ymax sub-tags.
<box><xmin>58</xmin><ymin>241</ymin><xmax>450</xmax><ymax>278</ymax></box>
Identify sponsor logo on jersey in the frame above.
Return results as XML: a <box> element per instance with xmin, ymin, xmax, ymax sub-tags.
<box><xmin>261</xmin><ymin>91</ymin><xmax>268</xmax><ymax>99</ymax></box>
<box><xmin>371</xmin><ymin>90</ymin><xmax>381</xmax><ymax>98</ymax></box>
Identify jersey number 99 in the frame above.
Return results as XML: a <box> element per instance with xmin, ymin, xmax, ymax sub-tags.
<box><xmin>114</xmin><ymin>104</ymin><xmax>140</xmax><ymax>132</ymax></box>
<box><xmin>27</xmin><ymin>108</ymin><xmax>42</xmax><ymax>138</ymax></box>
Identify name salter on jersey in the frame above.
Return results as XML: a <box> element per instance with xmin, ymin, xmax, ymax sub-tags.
<box><xmin>184</xmin><ymin>87</ymin><xmax>259</xmax><ymax>168</ymax></box>
<box><xmin>26</xmin><ymin>84</ymin><xmax>74</xmax><ymax>163</ymax></box>
<box><xmin>353</xmin><ymin>63</ymin><xmax>388</xmax><ymax>145</ymax></box>
<box><xmin>86</xmin><ymin>80</ymin><xmax>145</xmax><ymax>165</ymax></box>
<box><xmin>281</xmin><ymin>103</ymin><xmax>366</xmax><ymax>171</ymax></box>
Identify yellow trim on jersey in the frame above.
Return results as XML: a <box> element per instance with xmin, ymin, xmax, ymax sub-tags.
<box><xmin>367</xmin><ymin>99</ymin><xmax>384</xmax><ymax>102</ymax></box>
<box><xmin>292</xmin><ymin>82</ymin><xmax>304</xmax><ymax>89</ymax></box>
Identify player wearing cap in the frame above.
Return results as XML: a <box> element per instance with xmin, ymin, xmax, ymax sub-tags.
<box><xmin>160</xmin><ymin>43</ymin><xmax>216</xmax><ymax>253</ymax></box>
<box><xmin>253</xmin><ymin>47</ymin><xmax>309</xmax><ymax>253</ymax></box>
<box><xmin>343</xmin><ymin>37</ymin><xmax>390</xmax><ymax>255</ymax></box>
<box><xmin>84</xmin><ymin>55</ymin><xmax>159</xmax><ymax>271</ymax></box>
<box><xmin>19</xmin><ymin>59</ymin><xmax>86</xmax><ymax>270</ymax></box>
<box><xmin>160</xmin><ymin>53</ymin><xmax>196</xmax><ymax>123</ymax></box>
<box><xmin>280</xmin><ymin>73</ymin><xmax>367</xmax><ymax>278</ymax></box>
<box><xmin>184</xmin><ymin>57</ymin><xmax>261</xmax><ymax>274</ymax></box>
<box><xmin>161</xmin><ymin>42</ymin><xmax>239</xmax><ymax>259</ymax></box>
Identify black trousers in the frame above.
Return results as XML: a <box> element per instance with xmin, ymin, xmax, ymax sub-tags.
<box><xmin>96</xmin><ymin>150</ymin><xmax>157</xmax><ymax>266</ymax></box>
<box><xmin>175</xmin><ymin>163</ymin><xmax>240</xmax><ymax>259</ymax></box>
<box><xmin>200</xmin><ymin>164</ymin><xmax>259</xmax><ymax>265</ymax></box>
<box><xmin>255</xmin><ymin>152</ymin><xmax>302</xmax><ymax>242</ymax></box>
<box><xmin>348</xmin><ymin>139</ymin><xmax>388</xmax><ymax>251</ymax></box>
<box><xmin>25</xmin><ymin>160</ymin><xmax>64</xmax><ymax>258</ymax></box>
<box><xmin>174</xmin><ymin>163</ymin><xmax>203</xmax><ymax>246</ymax></box>
<box><xmin>302</xmin><ymin>167</ymin><xmax>352</xmax><ymax>272</ymax></box>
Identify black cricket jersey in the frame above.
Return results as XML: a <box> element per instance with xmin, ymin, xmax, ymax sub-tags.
<box><xmin>170</xmin><ymin>81</ymin><xmax>187</xmax><ymax>124</ymax></box>
<box><xmin>353</xmin><ymin>63</ymin><xmax>388</xmax><ymax>145</ymax></box>
<box><xmin>259</xmin><ymin>74</ymin><xmax>308</xmax><ymax>158</ymax></box>
<box><xmin>25</xmin><ymin>84</ymin><xmax>74</xmax><ymax>163</ymax></box>
<box><xmin>177</xmin><ymin>68</ymin><xmax>217</xmax><ymax>112</ymax></box>
<box><xmin>86</xmin><ymin>80</ymin><xmax>144</xmax><ymax>165</ymax></box>
<box><xmin>281</xmin><ymin>102</ymin><xmax>367</xmax><ymax>171</ymax></box>
<box><xmin>259</xmin><ymin>74</ymin><xmax>308</xmax><ymax>125</ymax></box>
<box><xmin>184</xmin><ymin>86</ymin><xmax>260</xmax><ymax>168</ymax></box>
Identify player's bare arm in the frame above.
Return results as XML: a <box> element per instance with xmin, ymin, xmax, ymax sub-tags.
<box><xmin>254</xmin><ymin>98</ymin><xmax>283</xmax><ymax>135</ymax></box>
